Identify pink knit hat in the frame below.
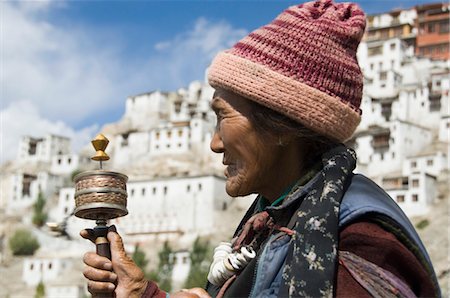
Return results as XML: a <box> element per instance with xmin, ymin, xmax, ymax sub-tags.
<box><xmin>208</xmin><ymin>0</ymin><xmax>366</xmax><ymax>142</ymax></box>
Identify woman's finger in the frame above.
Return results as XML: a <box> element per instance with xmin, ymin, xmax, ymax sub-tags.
<box><xmin>83</xmin><ymin>252</ymin><xmax>112</xmax><ymax>270</ymax></box>
<box><xmin>80</xmin><ymin>229</ymin><xmax>96</xmax><ymax>243</ymax></box>
<box><xmin>83</xmin><ymin>265</ymin><xmax>117</xmax><ymax>283</ymax></box>
<box><xmin>87</xmin><ymin>280</ymin><xmax>116</xmax><ymax>294</ymax></box>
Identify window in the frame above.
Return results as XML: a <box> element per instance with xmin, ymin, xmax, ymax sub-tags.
<box><xmin>164</xmin><ymin>186</ymin><xmax>168</xmax><ymax>195</ymax></box>
<box><xmin>64</xmin><ymin>207</ymin><xmax>68</xmax><ymax>214</ymax></box>
<box><xmin>48</xmin><ymin>263</ymin><xmax>52</xmax><ymax>269</ymax></box>
<box><xmin>368</xmin><ymin>46</ymin><xmax>383</xmax><ymax>56</ymax></box>
<box><xmin>429</xmin><ymin>94</ymin><xmax>441</xmax><ymax>112</ymax></box>
<box><xmin>198</xmin><ymin>183</ymin><xmax>202</xmax><ymax>191</ymax></box>
<box><xmin>381</xmin><ymin>102</ymin><xmax>392</xmax><ymax>120</ymax></box>
<box><xmin>428</xmin><ymin>23</ymin><xmax>436</xmax><ymax>33</ymax></box>
<box><xmin>411</xmin><ymin>161</ymin><xmax>417</xmax><ymax>168</ymax></box>
<box><xmin>68</xmin><ymin>158</ymin><xmax>71</xmax><ymax>164</ymax></box>
<box><xmin>412</xmin><ymin>194</ymin><xmax>419</xmax><ymax>202</ymax></box>
<box><xmin>58</xmin><ymin>158</ymin><xmax>62</xmax><ymax>165</ymax></box>
<box><xmin>66</xmin><ymin>194</ymin><xmax>70</xmax><ymax>201</ymax></box>
<box><xmin>187</xmin><ymin>185</ymin><xmax>191</xmax><ymax>192</ymax></box>
<box><xmin>397</xmin><ymin>195</ymin><xmax>405</xmax><ymax>203</ymax></box>
<box><xmin>427</xmin><ymin>159</ymin><xmax>434</xmax><ymax>166</ymax></box>
<box><xmin>30</xmin><ymin>264</ymin><xmax>34</xmax><ymax>270</ymax></box>
<box><xmin>121</xmin><ymin>134</ymin><xmax>129</xmax><ymax>147</ymax></box>
<box><xmin>379</xmin><ymin>71</ymin><xmax>387</xmax><ymax>81</ymax></box>
<box><xmin>178</xmin><ymin>129</ymin><xmax>183</xmax><ymax>137</ymax></box>
<box><xmin>131</xmin><ymin>189</ymin><xmax>135</xmax><ymax>196</ymax></box>
<box><xmin>439</xmin><ymin>20</ymin><xmax>450</xmax><ymax>33</ymax></box>
<box><xmin>372</xmin><ymin>132</ymin><xmax>390</xmax><ymax>151</ymax></box>
<box><xmin>153</xmin><ymin>187</ymin><xmax>157</xmax><ymax>195</ymax></box>
<box><xmin>142</xmin><ymin>188</ymin><xmax>146</xmax><ymax>196</ymax></box>
<box><xmin>412</xmin><ymin>179</ymin><xmax>419</xmax><ymax>187</ymax></box>
<box><xmin>390</xmin><ymin>43</ymin><xmax>396</xmax><ymax>50</ymax></box>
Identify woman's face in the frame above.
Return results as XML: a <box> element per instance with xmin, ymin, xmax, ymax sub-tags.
<box><xmin>210</xmin><ymin>89</ymin><xmax>285</xmax><ymax>198</ymax></box>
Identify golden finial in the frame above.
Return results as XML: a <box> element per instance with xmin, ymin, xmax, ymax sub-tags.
<box><xmin>91</xmin><ymin>134</ymin><xmax>110</xmax><ymax>168</ymax></box>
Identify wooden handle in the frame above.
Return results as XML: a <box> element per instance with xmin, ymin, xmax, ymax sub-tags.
<box><xmin>95</xmin><ymin>237</ymin><xmax>111</xmax><ymax>260</ymax></box>
<box><xmin>93</xmin><ymin>227</ymin><xmax>114</xmax><ymax>298</ymax></box>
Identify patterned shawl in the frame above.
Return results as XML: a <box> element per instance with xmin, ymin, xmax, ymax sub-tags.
<box><xmin>278</xmin><ymin>145</ymin><xmax>357</xmax><ymax>297</ymax></box>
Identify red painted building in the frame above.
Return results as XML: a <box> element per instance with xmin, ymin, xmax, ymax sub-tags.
<box><xmin>416</xmin><ymin>3</ymin><xmax>450</xmax><ymax>60</ymax></box>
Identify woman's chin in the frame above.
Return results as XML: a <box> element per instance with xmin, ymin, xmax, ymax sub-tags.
<box><xmin>225</xmin><ymin>178</ymin><xmax>251</xmax><ymax>197</ymax></box>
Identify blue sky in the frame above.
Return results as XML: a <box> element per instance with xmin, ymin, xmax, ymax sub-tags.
<box><xmin>0</xmin><ymin>0</ymin><xmax>441</xmax><ymax>163</ymax></box>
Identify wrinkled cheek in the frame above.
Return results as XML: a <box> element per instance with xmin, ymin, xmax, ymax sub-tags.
<box><xmin>225</xmin><ymin>170</ymin><xmax>247</xmax><ymax>197</ymax></box>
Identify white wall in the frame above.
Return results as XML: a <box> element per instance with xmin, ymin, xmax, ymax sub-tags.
<box><xmin>171</xmin><ymin>251</ymin><xmax>191</xmax><ymax>289</ymax></box>
<box><xmin>23</xmin><ymin>258</ymin><xmax>72</xmax><ymax>286</ymax></box>
<box><xmin>116</xmin><ymin>176</ymin><xmax>227</xmax><ymax>236</ymax></box>
<box><xmin>384</xmin><ymin>172</ymin><xmax>436</xmax><ymax>217</ymax></box>
<box><xmin>404</xmin><ymin>152</ymin><xmax>448</xmax><ymax>177</ymax></box>
<box><xmin>356</xmin><ymin>120</ymin><xmax>432</xmax><ymax>177</ymax></box>
<box><xmin>18</xmin><ymin>135</ymin><xmax>71</xmax><ymax>163</ymax></box>
<box><xmin>47</xmin><ymin>285</ymin><xmax>85</xmax><ymax>298</ymax></box>
<box><xmin>51</xmin><ymin>154</ymin><xmax>88</xmax><ymax>176</ymax></box>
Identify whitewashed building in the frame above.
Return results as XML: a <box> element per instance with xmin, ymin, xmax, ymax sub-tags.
<box><xmin>116</xmin><ymin>175</ymin><xmax>229</xmax><ymax>241</ymax></box>
<box><xmin>7</xmin><ymin>171</ymin><xmax>63</xmax><ymax>213</ymax></box>
<box><xmin>171</xmin><ymin>250</ymin><xmax>191</xmax><ymax>289</ymax></box>
<box><xmin>22</xmin><ymin>257</ymin><xmax>72</xmax><ymax>286</ymax></box>
<box><xmin>17</xmin><ymin>135</ymin><xmax>71</xmax><ymax>164</ymax></box>
<box><xmin>353</xmin><ymin>14</ymin><xmax>450</xmax><ymax>217</ymax></box>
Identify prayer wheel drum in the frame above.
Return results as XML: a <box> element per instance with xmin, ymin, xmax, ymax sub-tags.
<box><xmin>74</xmin><ymin>170</ymin><xmax>128</xmax><ymax>220</ymax></box>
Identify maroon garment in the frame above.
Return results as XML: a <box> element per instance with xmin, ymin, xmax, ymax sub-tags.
<box><xmin>142</xmin><ymin>221</ymin><xmax>434</xmax><ymax>297</ymax></box>
<box><xmin>336</xmin><ymin>221</ymin><xmax>435</xmax><ymax>297</ymax></box>
<box><xmin>141</xmin><ymin>280</ymin><xmax>167</xmax><ymax>298</ymax></box>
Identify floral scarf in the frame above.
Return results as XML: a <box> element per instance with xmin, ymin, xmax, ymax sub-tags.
<box><xmin>278</xmin><ymin>145</ymin><xmax>357</xmax><ymax>297</ymax></box>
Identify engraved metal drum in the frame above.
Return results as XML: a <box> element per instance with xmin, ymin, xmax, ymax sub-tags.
<box><xmin>74</xmin><ymin>170</ymin><xmax>128</xmax><ymax>220</ymax></box>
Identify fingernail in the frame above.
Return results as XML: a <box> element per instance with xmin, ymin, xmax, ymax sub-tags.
<box><xmin>104</xmin><ymin>262</ymin><xmax>112</xmax><ymax>271</ymax></box>
<box><xmin>108</xmin><ymin>225</ymin><xmax>117</xmax><ymax>233</ymax></box>
<box><xmin>110</xmin><ymin>273</ymin><xmax>118</xmax><ymax>282</ymax></box>
<box><xmin>108</xmin><ymin>284</ymin><xmax>115</xmax><ymax>291</ymax></box>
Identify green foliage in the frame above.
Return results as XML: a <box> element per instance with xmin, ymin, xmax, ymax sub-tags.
<box><xmin>416</xmin><ymin>219</ymin><xmax>430</xmax><ymax>230</ymax></box>
<box><xmin>32</xmin><ymin>192</ymin><xmax>47</xmax><ymax>227</ymax></box>
<box><xmin>132</xmin><ymin>245</ymin><xmax>149</xmax><ymax>272</ymax></box>
<box><xmin>34</xmin><ymin>281</ymin><xmax>45</xmax><ymax>298</ymax></box>
<box><xmin>9</xmin><ymin>229</ymin><xmax>40</xmax><ymax>256</ymax></box>
<box><xmin>184</xmin><ymin>237</ymin><xmax>212</xmax><ymax>289</ymax></box>
<box><xmin>148</xmin><ymin>241</ymin><xmax>174</xmax><ymax>292</ymax></box>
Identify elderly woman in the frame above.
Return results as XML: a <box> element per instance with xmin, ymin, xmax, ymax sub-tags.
<box><xmin>81</xmin><ymin>0</ymin><xmax>440</xmax><ymax>297</ymax></box>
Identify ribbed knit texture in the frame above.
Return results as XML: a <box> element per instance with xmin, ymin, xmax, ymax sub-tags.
<box><xmin>208</xmin><ymin>0</ymin><xmax>366</xmax><ymax>142</ymax></box>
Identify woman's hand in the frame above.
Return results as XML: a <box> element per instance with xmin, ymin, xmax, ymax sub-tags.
<box><xmin>81</xmin><ymin>228</ymin><xmax>148</xmax><ymax>298</ymax></box>
<box><xmin>171</xmin><ymin>288</ymin><xmax>211</xmax><ymax>298</ymax></box>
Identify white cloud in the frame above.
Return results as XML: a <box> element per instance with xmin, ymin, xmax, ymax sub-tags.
<box><xmin>2</xmin><ymin>1</ymin><xmax>127</xmax><ymax>125</ymax></box>
<box><xmin>148</xmin><ymin>17</ymin><xmax>248</xmax><ymax>89</ymax></box>
<box><xmin>0</xmin><ymin>1</ymin><xmax>247</xmax><ymax>163</ymax></box>
<box><xmin>0</xmin><ymin>101</ymin><xmax>98</xmax><ymax>164</ymax></box>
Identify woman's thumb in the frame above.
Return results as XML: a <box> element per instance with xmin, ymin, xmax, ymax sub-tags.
<box><xmin>106</xmin><ymin>226</ymin><xmax>127</xmax><ymax>261</ymax></box>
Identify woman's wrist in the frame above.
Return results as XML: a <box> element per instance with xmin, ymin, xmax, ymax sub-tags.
<box><xmin>140</xmin><ymin>280</ymin><xmax>167</xmax><ymax>298</ymax></box>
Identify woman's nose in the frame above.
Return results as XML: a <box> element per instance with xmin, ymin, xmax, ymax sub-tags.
<box><xmin>210</xmin><ymin>131</ymin><xmax>224</xmax><ymax>154</ymax></box>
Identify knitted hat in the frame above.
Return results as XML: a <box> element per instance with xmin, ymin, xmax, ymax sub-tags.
<box><xmin>208</xmin><ymin>0</ymin><xmax>366</xmax><ymax>142</ymax></box>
